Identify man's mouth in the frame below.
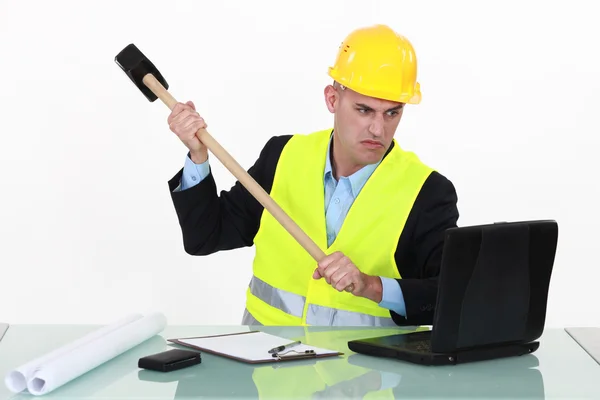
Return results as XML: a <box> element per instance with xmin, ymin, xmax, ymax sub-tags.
<box><xmin>361</xmin><ymin>140</ymin><xmax>384</xmax><ymax>149</ymax></box>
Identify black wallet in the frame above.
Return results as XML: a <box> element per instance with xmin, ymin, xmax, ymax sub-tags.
<box><xmin>138</xmin><ymin>349</ymin><xmax>201</xmax><ymax>372</ymax></box>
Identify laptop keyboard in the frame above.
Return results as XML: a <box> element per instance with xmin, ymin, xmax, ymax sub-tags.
<box><xmin>362</xmin><ymin>331</ymin><xmax>434</xmax><ymax>353</ymax></box>
<box><xmin>395</xmin><ymin>331</ymin><xmax>433</xmax><ymax>353</ymax></box>
<box><xmin>405</xmin><ymin>340</ymin><xmax>432</xmax><ymax>353</ymax></box>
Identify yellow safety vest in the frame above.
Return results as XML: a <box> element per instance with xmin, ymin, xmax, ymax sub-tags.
<box><xmin>245</xmin><ymin>128</ymin><xmax>434</xmax><ymax>326</ymax></box>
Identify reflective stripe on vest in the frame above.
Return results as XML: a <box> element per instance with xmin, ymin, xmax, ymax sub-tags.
<box><xmin>242</xmin><ymin>308</ymin><xmax>262</xmax><ymax>325</ymax></box>
<box><xmin>247</xmin><ymin>275</ymin><xmax>397</xmax><ymax>326</ymax></box>
<box><xmin>249</xmin><ymin>275</ymin><xmax>305</xmax><ymax>318</ymax></box>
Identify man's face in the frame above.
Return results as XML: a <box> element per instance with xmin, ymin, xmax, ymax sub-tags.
<box><xmin>324</xmin><ymin>84</ymin><xmax>405</xmax><ymax>168</ymax></box>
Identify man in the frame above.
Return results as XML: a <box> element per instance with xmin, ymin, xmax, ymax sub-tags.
<box><xmin>166</xmin><ymin>24</ymin><xmax>459</xmax><ymax>327</ymax></box>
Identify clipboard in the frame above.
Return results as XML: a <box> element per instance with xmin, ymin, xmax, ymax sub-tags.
<box><xmin>167</xmin><ymin>331</ymin><xmax>344</xmax><ymax>364</ymax></box>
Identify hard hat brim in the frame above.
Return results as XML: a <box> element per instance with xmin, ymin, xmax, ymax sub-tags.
<box><xmin>328</xmin><ymin>68</ymin><xmax>421</xmax><ymax>105</ymax></box>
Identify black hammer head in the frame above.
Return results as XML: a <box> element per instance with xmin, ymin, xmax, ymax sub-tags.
<box><xmin>115</xmin><ymin>43</ymin><xmax>169</xmax><ymax>102</ymax></box>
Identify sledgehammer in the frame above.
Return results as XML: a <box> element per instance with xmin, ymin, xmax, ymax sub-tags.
<box><xmin>114</xmin><ymin>44</ymin><xmax>354</xmax><ymax>293</ymax></box>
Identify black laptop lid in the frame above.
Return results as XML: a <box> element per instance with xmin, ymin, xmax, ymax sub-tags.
<box><xmin>430</xmin><ymin>220</ymin><xmax>558</xmax><ymax>353</ymax></box>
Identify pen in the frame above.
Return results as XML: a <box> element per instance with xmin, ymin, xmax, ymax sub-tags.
<box><xmin>268</xmin><ymin>340</ymin><xmax>301</xmax><ymax>354</ymax></box>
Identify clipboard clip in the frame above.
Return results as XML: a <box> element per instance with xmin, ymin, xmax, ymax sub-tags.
<box><xmin>271</xmin><ymin>349</ymin><xmax>316</xmax><ymax>361</ymax></box>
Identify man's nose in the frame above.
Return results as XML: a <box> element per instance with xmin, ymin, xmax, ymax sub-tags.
<box><xmin>369</xmin><ymin>115</ymin><xmax>384</xmax><ymax>136</ymax></box>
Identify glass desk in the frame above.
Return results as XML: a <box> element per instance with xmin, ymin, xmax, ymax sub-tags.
<box><xmin>565</xmin><ymin>327</ymin><xmax>600</xmax><ymax>366</ymax></box>
<box><xmin>0</xmin><ymin>324</ymin><xmax>7</xmax><ymax>344</ymax></box>
<box><xmin>1</xmin><ymin>325</ymin><xmax>599</xmax><ymax>399</ymax></box>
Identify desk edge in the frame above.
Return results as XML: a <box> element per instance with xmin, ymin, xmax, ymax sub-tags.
<box><xmin>0</xmin><ymin>323</ymin><xmax>8</xmax><ymax>343</ymax></box>
<box><xmin>565</xmin><ymin>327</ymin><xmax>600</xmax><ymax>366</ymax></box>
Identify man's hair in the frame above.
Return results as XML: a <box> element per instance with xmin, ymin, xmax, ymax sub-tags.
<box><xmin>333</xmin><ymin>80</ymin><xmax>346</xmax><ymax>91</ymax></box>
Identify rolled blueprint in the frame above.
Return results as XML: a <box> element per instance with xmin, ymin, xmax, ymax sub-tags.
<box><xmin>25</xmin><ymin>335</ymin><xmax>166</xmax><ymax>398</ymax></box>
<box><xmin>26</xmin><ymin>312</ymin><xmax>167</xmax><ymax>396</ymax></box>
<box><xmin>4</xmin><ymin>313</ymin><xmax>143</xmax><ymax>393</ymax></box>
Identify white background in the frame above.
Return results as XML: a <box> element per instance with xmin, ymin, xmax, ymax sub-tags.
<box><xmin>0</xmin><ymin>0</ymin><xmax>598</xmax><ymax>327</ymax></box>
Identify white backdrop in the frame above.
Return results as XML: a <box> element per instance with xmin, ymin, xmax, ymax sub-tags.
<box><xmin>0</xmin><ymin>0</ymin><xmax>598</xmax><ymax>327</ymax></box>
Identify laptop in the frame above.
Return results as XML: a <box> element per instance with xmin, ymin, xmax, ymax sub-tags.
<box><xmin>565</xmin><ymin>327</ymin><xmax>600</xmax><ymax>365</ymax></box>
<box><xmin>348</xmin><ymin>220</ymin><xmax>559</xmax><ymax>366</ymax></box>
<box><xmin>0</xmin><ymin>323</ymin><xmax>8</xmax><ymax>342</ymax></box>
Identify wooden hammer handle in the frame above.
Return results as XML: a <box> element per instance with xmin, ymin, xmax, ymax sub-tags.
<box><xmin>142</xmin><ymin>73</ymin><xmax>329</xmax><ymax>264</ymax></box>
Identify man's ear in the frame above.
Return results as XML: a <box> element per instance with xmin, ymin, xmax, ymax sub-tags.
<box><xmin>324</xmin><ymin>84</ymin><xmax>338</xmax><ymax>113</ymax></box>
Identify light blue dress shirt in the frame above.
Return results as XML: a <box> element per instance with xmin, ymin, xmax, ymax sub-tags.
<box><xmin>178</xmin><ymin>137</ymin><xmax>407</xmax><ymax>318</ymax></box>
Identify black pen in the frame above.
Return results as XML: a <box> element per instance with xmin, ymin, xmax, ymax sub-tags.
<box><xmin>268</xmin><ymin>340</ymin><xmax>301</xmax><ymax>354</ymax></box>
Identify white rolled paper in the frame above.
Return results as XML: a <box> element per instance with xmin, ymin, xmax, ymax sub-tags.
<box><xmin>4</xmin><ymin>313</ymin><xmax>143</xmax><ymax>393</ymax></box>
<box><xmin>26</xmin><ymin>312</ymin><xmax>167</xmax><ymax>396</ymax></box>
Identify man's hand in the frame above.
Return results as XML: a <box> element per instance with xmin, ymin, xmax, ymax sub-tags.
<box><xmin>167</xmin><ymin>101</ymin><xmax>208</xmax><ymax>163</ymax></box>
<box><xmin>313</xmin><ymin>251</ymin><xmax>383</xmax><ymax>303</ymax></box>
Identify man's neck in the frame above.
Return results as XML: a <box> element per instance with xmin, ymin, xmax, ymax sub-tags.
<box><xmin>330</xmin><ymin>138</ymin><xmax>363</xmax><ymax>180</ymax></box>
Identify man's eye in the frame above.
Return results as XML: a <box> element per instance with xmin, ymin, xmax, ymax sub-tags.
<box><xmin>357</xmin><ymin>108</ymin><xmax>368</xmax><ymax>113</ymax></box>
<box><xmin>387</xmin><ymin>111</ymin><xmax>398</xmax><ymax>116</ymax></box>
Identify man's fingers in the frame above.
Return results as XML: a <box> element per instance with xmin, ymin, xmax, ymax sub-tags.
<box><xmin>330</xmin><ymin>267</ymin><xmax>347</xmax><ymax>284</ymax></box>
<box><xmin>331</xmin><ymin>269</ymin><xmax>350</xmax><ymax>291</ymax></box>
<box><xmin>182</xmin><ymin>116</ymin><xmax>206</xmax><ymax>132</ymax></box>
<box><xmin>172</xmin><ymin>109</ymin><xmax>198</xmax><ymax>126</ymax></box>
<box><xmin>178</xmin><ymin>114</ymin><xmax>198</xmax><ymax>129</ymax></box>
<box><xmin>170</xmin><ymin>115</ymin><xmax>195</xmax><ymax>137</ymax></box>
<box><xmin>336</xmin><ymin>275</ymin><xmax>355</xmax><ymax>292</ymax></box>
<box><xmin>317</xmin><ymin>251</ymin><xmax>344</xmax><ymax>269</ymax></box>
<box><xmin>167</xmin><ymin>102</ymin><xmax>188</xmax><ymax>123</ymax></box>
<box><xmin>316</xmin><ymin>252</ymin><xmax>344</xmax><ymax>280</ymax></box>
<box><xmin>314</xmin><ymin>253</ymin><xmax>357</xmax><ymax>294</ymax></box>
<box><xmin>170</xmin><ymin>102</ymin><xmax>197</xmax><ymax>122</ymax></box>
<box><xmin>323</xmin><ymin>263</ymin><xmax>342</xmax><ymax>285</ymax></box>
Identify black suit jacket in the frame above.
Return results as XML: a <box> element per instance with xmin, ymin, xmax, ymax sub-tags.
<box><xmin>168</xmin><ymin>134</ymin><xmax>459</xmax><ymax>326</ymax></box>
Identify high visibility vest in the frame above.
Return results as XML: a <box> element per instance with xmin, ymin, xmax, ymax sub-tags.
<box><xmin>245</xmin><ymin>128</ymin><xmax>434</xmax><ymax>326</ymax></box>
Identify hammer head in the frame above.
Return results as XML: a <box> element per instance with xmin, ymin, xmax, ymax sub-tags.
<box><xmin>115</xmin><ymin>43</ymin><xmax>169</xmax><ymax>102</ymax></box>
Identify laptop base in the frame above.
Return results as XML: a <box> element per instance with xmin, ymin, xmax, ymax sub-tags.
<box><xmin>348</xmin><ymin>333</ymin><xmax>540</xmax><ymax>366</ymax></box>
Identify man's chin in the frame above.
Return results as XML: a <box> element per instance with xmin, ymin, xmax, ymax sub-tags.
<box><xmin>358</xmin><ymin>147</ymin><xmax>386</xmax><ymax>163</ymax></box>
<box><xmin>359</xmin><ymin>154</ymin><xmax>384</xmax><ymax>166</ymax></box>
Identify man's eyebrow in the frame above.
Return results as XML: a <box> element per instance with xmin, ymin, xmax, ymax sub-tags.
<box><xmin>355</xmin><ymin>103</ymin><xmax>374</xmax><ymax>110</ymax></box>
<box><xmin>386</xmin><ymin>104</ymin><xmax>405</xmax><ymax>112</ymax></box>
<box><xmin>355</xmin><ymin>103</ymin><xmax>404</xmax><ymax>112</ymax></box>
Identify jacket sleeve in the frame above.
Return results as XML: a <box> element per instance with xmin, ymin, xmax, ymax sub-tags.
<box><xmin>391</xmin><ymin>171</ymin><xmax>459</xmax><ymax>326</ymax></box>
<box><xmin>167</xmin><ymin>135</ymin><xmax>291</xmax><ymax>255</ymax></box>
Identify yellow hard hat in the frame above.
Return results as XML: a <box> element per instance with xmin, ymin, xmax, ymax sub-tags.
<box><xmin>328</xmin><ymin>24</ymin><xmax>421</xmax><ymax>104</ymax></box>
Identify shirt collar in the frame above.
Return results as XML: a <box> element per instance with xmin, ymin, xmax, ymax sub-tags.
<box><xmin>324</xmin><ymin>132</ymin><xmax>381</xmax><ymax>197</ymax></box>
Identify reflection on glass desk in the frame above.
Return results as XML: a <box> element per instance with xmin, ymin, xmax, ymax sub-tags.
<box><xmin>1</xmin><ymin>325</ymin><xmax>600</xmax><ymax>399</ymax></box>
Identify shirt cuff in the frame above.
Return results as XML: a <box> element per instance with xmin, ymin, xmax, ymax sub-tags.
<box><xmin>179</xmin><ymin>153</ymin><xmax>210</xmax><ymax>191</ymax></box>
<box><xmin>378</xmin><ymin>277</ymin><xmax>407</xmax><ymax>318</ymax></box>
